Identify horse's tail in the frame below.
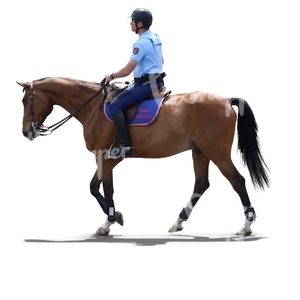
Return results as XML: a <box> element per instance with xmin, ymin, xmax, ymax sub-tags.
<box><xmin>229</xmin><ymin>98</ymin><xmax>270</xmax><ymax>190</ymax></box>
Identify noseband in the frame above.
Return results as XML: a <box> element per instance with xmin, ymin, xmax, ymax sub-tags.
<box><xmin>23</xmin><ymin>79</ymin><xmax>108</xmax><ymax>137</ymax></box>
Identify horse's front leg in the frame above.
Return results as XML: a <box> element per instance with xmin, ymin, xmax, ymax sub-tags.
<box><xmin>90</xmin><ymin>169</ymin><xmax>124</xmax><ymax>236</ymax></box>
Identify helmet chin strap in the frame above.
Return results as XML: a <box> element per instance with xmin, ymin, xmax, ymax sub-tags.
<box><xmin>135</xmin><ymin>27</ymin><xmax>143</xmax><ymax>34</ymax></box>
<box><xmin>134</xmin><ymin>20</ymin><xmax>146</xmax><ymax>34</ymax></box>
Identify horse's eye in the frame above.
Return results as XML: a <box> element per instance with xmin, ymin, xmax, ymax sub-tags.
<box><xmin>22</xmin><ymin>97</ymin><xmax>28</xmax><ymax>105</ymax></box>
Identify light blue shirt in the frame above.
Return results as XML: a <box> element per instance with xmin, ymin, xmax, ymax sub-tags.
<box><xmin>130</xmin><ymin>30</ymin><xmax>163</xmax><ymax>78</ymax></box>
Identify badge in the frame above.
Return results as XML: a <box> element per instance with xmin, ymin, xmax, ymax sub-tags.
<box><xmin>133</xmin><ymin>48</ymin><xmax>139</xmax><ymax>54</ymax></box>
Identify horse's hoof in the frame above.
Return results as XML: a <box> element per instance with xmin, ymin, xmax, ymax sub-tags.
<box><xmin>115</xmin><ymin>211</ymin><xmax>124</xmax><ymax>226</ymax></box>
<box><xmin>236</xmin><ymin>227</ymin><xmax>252</xmax><ymax>236</ymax></box>
<box><xmin>168</xmin><ymin>224</ymin><xmax>183</xmax><ymax>233</ymax></box>
<box><xmin>94</xmin><ymin>227</ymin><xmax>110</xmax><ymax>236</ymax></box>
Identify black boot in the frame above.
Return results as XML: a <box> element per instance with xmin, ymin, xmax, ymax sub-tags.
<box><xmin>108</xmin><ymin>111</ymin><xmax>132</xmax><ymax>159</ymax></box>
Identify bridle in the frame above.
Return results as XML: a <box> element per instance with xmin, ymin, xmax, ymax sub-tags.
<box><xmin>23</xmin><ymin>79</ymin><xmax>108</xmax><ymax>137</ymax></box>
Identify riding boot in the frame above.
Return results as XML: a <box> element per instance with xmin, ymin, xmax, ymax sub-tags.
<box><xmin>108</xmin><ymin>111</ymin><xmax>132</xmax><ymax>159</ymax></box>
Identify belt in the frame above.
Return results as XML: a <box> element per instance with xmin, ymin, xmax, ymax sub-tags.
<box><xmin>134</xmin><ymin>72</ymin><xmax>166</xmax><ymax>84</ymax></box>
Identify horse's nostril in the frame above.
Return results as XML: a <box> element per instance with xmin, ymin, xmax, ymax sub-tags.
<box><xmin>23</xmin><ymin>131</ymin><xmax>27</xmax><ymax>137</ymax></box>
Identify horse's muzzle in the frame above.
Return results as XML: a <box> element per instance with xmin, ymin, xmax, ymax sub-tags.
<box><xmin>23</xmin><ymin>124</ymin><xmax>38</xmax><ymax>141</ymax></box>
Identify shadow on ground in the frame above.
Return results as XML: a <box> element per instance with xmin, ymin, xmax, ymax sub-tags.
<box><xmin>24</xmin><ymin>234</ymin><xmax>268</xmax><ymax>246</ymax></box>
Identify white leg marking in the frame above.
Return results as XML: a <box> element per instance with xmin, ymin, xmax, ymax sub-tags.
<box><xmin>168</xmin><ymin>217</ymin><xmax>185</xmax><ymax>233</ymax></box>
<box><xmin>236</xmin><ymin>218</ymin><xmax>255</xmax><ymax>236</ymax></box>
<box><xmin>95</xmin><ymin>217</ymin><xmax>115</xmax><ymax>236</ymax></box>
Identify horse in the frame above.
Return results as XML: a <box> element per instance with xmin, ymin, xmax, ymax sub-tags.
<box><xmin>17</xmin><ymin>77</ymin><xmax>270</xmax><ymax>236</ymax></box>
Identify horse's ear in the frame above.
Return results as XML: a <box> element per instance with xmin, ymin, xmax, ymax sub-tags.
<box><xmin>16</xmin><ymin>81</ymin><xmax>29</xmax><ymax>89</ymax></box>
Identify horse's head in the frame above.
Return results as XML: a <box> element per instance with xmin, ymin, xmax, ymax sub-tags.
<box><xmin>17</xmin><ymin>80</ymin><xmax>53</xmax><ymax>141</ymax></box>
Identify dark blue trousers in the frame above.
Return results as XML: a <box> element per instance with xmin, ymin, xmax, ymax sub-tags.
<box><xmin>110</xmin><ymin>82</ymin><xmax>163</xmax><ymax>114</ymax></box>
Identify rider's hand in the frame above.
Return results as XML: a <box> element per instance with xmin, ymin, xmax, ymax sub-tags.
<box><xmin>105</xmin><ymin>73</ymin><xmax>115</xmax><ymax>84</ymax></box>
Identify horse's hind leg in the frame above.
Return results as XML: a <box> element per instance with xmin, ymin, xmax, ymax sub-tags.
<box><xmin>214</xmin><ymin>158</ymin><xmax>257</xmax><ymax>235</ymax></box>
<box><xmin>169</xmin><ymin>148</ymin><xmax>210</xmax><ymax>232</ymax></box>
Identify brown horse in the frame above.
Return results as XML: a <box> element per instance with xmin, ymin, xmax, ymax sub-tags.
<box><xmin>18</xmin><ymin>77</ymin><xmax>270</xmax><ymax>236</ymax></box>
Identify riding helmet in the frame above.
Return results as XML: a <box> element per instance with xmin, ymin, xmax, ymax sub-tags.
<box><xmin>129</xmin><ymin>8</ymin><xmax>153</xmax><ymax>28</ymax></box>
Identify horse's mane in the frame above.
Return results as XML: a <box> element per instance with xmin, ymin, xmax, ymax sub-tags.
<box><xmin>33</xmin><ymin>77</ymin><xmax>51</xmax><ymax>82</ymax></box>
<box><xmin>33</xmin><ymin>76</ymin><xmax>99</xmax><ymax>85</ymax></box>
<box><xmin>32</xmin><ymin>77</ymin><xmax>101</xmax><ymax>90</ymax></box>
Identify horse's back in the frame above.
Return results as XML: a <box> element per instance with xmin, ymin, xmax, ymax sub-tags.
<box><xmin>164</xmin><ymin>91</ymin><xmax>234</xmax><ymax>121</ymax></box>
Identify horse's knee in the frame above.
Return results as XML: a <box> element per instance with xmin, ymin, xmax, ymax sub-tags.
<box><xmin>90</xmin><ymin>180</ymin><xmax>99</xmax><ymax>196</ymax></box>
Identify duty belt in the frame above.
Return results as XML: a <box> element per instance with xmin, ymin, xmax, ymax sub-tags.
<box><xmin>134</xmin><ymin>72</ymin><xmax>166</xmax><ymax>84</ymax></box>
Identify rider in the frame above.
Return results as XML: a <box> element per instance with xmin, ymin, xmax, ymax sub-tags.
<box><xmin>105</xmin><ymin>8</ymin><xmax>165</xmax><ymax>159</ymax></box>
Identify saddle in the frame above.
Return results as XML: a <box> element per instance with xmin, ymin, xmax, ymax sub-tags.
<box><xmin>105</xmin><ymin>81</ymin><xmax>171</xmax><ymax>122</ymax></box>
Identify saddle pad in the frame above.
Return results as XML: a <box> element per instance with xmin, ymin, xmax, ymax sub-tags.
<box><xmin>104</xmin><ymin>97</ymin><xmax>164</xmax><ymax>126</ymax></box>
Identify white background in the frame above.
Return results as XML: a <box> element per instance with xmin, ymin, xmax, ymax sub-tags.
<box><xmin>1</xmin><ymin>0</ymin><xmax>299</xmax><ymax>299</ymax></box>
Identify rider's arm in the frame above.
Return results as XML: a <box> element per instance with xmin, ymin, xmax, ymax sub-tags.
<box><xmin>105</xmin><ymin>60</ymin><xmax>138</xmax><ymax>83</ymax></box>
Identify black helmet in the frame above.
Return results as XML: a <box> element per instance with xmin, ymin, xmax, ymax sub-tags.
<box><xmin>129</xmin><ymin>8</ymin><xmax>153</xmax><ymax>28</ymax></box>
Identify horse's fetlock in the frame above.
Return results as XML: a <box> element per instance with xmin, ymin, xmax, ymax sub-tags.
<box><xmin>244</xmin><ymin>206</ymin><xmax>256</xmax><ymax>222</ymax></box>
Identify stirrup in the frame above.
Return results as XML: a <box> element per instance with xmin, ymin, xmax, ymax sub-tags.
<box><xmin>107</xmin><ymin>144</ymin><xmax>132</xmax><ymax>159</ymax></box>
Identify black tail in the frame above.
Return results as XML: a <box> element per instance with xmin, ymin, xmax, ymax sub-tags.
<box><xmin>229</xmin><ymin>98</ymin><xmax>270</xmax><ymax>190</ymax></box>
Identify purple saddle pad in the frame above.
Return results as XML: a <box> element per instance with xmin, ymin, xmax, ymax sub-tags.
<box><xmin>104</xmin><ymin>97</ymin><xmax>164</xmax><ymax>126</ymax></box>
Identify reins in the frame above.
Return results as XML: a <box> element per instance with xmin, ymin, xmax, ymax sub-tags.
<box><xmin>28</xmin><ymin>78</ymin><xmax>108</xmax><ymax>136</ymax></box>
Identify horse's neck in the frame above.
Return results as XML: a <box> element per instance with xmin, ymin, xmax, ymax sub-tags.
<box><xmin>49</xmin><ymin>81</ymin><xmax>101</xmax><ymax>125</ymax></box>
